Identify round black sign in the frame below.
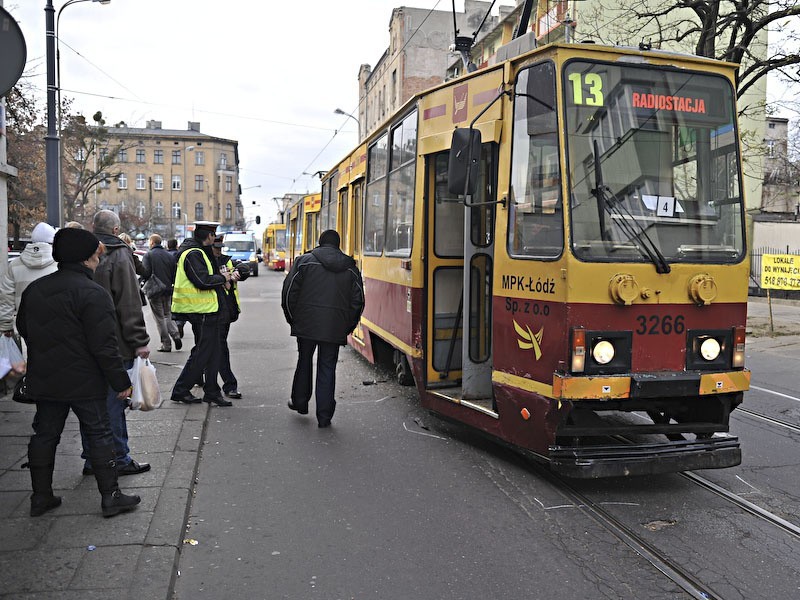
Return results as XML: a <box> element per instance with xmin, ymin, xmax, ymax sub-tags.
<box><xmin>0</xmin><ymin>7</ymin><xmax>27</xmax><ymax>98</ymax></box>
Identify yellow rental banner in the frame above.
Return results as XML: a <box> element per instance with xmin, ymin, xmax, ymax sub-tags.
<box><xmin>761</xmin><ymin>254</ymin><xmax>800</xmax><ymax>291</ymax></box>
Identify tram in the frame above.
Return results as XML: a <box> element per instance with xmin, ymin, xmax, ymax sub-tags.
<box><xmin>262</xmin><ymin>223</ymin><xmax>287</xmax><ymax>271</ymax></box>
<box><xmin>299</xmin><ymin>40</ymin><xmax>750</xmax><ymax>478</ymax></box>
<box><xmin>285</xmin><ymin>193</ymin><xmax>321</xmax><ymax>271</ymax></box>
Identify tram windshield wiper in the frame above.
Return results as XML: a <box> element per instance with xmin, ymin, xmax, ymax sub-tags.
<box><xmin>591</xmin><ymin>140</ymin><xmax>671</xmax><ymax>274</ymax></box>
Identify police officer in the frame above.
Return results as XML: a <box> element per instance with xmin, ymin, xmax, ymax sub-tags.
<box><xmin>170</xmin><ymin>222</ymin><xmax>233</xmax><ymax>407</ymax></box>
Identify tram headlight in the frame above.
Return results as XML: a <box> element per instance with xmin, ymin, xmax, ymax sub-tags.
<box><xmin>686</xmin><ymin>329</ymin><xmax>733</xmax><ymax>371</ymax></box>
<box><xmin>699</xmin><ymin>337</ymin><xmax>721</xmax><ymax>361</ymax></box>
<box><xmin>592</xmin><ymin>340</ymin><xmax>615</xmax><ymax>365</ymax></box>
<box><xmin>570</xmin><ymin>329</ymin><xmax>631</xmax><ymax>375</ymax></box>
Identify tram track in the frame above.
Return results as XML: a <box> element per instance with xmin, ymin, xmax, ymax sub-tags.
<box><xmin>735</xmin><ymin>406</ymin><xmax>800</xmax><ymax>435</ymax></box>
<box><xmin>530</xmin><ymin>463</ymin><xmax>724</xmax><ymax>600</ymax></box>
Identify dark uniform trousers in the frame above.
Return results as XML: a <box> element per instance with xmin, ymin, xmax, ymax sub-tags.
<box><xmin>172</xmin><ymin>313</ymin><xmax>222</xmax><ymax>400</ymax></box>
<box><xmin>291</xmin><ymin>337</ymin><xmax>340</xmax><ymax>425</ymax></box>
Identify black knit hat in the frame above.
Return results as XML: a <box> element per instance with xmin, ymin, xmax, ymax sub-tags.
<box><xmin>318</xmin><ymin>229</ymin><xmax>340</xmax><ymax>248</ymax></box>
<box><xmin>53</xmin><ymin>228</ymin><xmax>101</xmax><ymax>263</ymax></box>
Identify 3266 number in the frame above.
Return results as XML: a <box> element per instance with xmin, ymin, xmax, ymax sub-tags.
<box><xmin>635</xmin><ymin>315</ymin><xmax>685</xmax><ymax>335</ymax></box>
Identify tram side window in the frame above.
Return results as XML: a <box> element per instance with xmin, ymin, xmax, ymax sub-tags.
<box><xmin>434</xmin><ymin>152</ymin><xmax>465</xmax><ymax>257</ymax></box>
<box><xmin>509</xmin><ymin>61</ymin><xmax>563</xmax><ymax>258</ymax></box>
<box><xmin>385</xmin><ymin>111</ymin><xmax>417</xmax><ymax>257</ymax></box>
<box><xmin>365</xmin><ymin>134</ymin><xmax>389</xmax><ymax>254</ymax></box>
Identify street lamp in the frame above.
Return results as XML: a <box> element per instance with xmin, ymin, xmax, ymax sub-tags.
<box><xmin>45</xmin><ymin>0</ymin><xmax>111</xmax><ymax>227</ymax></box>
<box><xmin>334</xmin><ymin>107</ymin><xmax>359</xmax><ymax>130</ymax></box>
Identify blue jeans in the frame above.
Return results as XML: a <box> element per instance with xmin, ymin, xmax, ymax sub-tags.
<box><xmin>81</xmin><ymin>358</ymin><xmax>134</xmax><ymax>467</ymax></box>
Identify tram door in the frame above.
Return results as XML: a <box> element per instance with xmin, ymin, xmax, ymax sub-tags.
<box><xmin>425</xmin><ymin>146</ymin><xmax>496</xmax><ymax>402</ymax></box>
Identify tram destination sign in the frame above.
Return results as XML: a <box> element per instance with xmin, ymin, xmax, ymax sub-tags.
<box><xmin>760</xmin><ymin>254</ymin><xmax>800</xmax><ymax>291</ymax></box>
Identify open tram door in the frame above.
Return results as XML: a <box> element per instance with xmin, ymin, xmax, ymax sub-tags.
<box><xmin>423</xmin><ymin>125</ymin><xmax>499</xmax><ymax>415</ymax></box>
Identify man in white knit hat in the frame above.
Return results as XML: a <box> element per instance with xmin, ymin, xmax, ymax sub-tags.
<box><xmin>0</xmin><ymin>223</ymin><xmax>58</xmax><ymax>337</ymax></box>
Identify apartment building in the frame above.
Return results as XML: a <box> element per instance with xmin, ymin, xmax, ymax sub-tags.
<box><xmin>92</xmin><ymin>121</ymin><xmax>241</xmax><ymax>238</ymax></box>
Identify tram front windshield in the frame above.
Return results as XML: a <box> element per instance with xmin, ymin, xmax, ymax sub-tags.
<box><xmin>564</xmin><ymin>61</ymin><xmax>744</xmax><ymax>265</ymax></box>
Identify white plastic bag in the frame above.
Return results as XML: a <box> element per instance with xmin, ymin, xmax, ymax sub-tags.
<box><xmin>127</xmin><ymin>357</ymin><xmax>162</xmax><ymax>411</ymax></box>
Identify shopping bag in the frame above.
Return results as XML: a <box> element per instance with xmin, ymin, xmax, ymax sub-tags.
<box><xmin>127</xmin><ymin>357</ymin><xmax>162</xmax><ymax>411</ymax></box>
<box><xmin>0</xmin><ymin>335</ymin><xmax>24</xmax><ymax>366</ymax></box>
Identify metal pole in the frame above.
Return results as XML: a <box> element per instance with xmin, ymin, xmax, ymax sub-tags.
<box><xmin>45</xmin><ymin>0</ymin><xmax>61</xmax><ymax>227</ymax></box>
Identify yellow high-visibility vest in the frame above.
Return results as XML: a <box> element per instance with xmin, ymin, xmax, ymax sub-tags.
<box><xmin>171</xmin><ymin>248</ymin><xmax>219</xmax><ymax>314</ymax></box>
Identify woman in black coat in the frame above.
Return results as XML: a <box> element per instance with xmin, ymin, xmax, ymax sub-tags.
<box><xmin>17</xmin><ymin>228</ymin><xmax>141</xmax><ymax>518</ymax></box>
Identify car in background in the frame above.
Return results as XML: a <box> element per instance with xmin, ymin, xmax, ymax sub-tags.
<box><xmin>221</xmin><ymin>231</ymin><xmax>260</xmax><ymax>276</ymax></box>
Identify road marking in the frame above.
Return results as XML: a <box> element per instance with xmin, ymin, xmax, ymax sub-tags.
<box><xmin>750</xmin><ymin>384</ymin><xmax>800</xmax><ymax>403</ymax></box>
<box><xmin>349</xmin><ymin>396</ymin><xmax>392</xmax><ymax>404</ymax></box>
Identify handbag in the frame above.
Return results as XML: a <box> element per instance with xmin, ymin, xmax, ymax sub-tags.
<box><xmin>127</xmin><ymin>357</ymin><xmax>162</xmax><ymax>411</ymax></box>
<box><xmin>12</xmin><ymin>376</ymin><xmax>34</xmax><ymax>404</ymax></box>
<box><xmin>142</xmin><ymin>274</ymin><xmax>168</xmax><ymax>299</ymax></box>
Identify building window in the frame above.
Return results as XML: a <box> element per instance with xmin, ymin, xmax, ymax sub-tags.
<box><xmin>195</xmin><ymin>151</ymin><xmax>205</xmax><ymax>166</ymax></box>
<box><xmin>172</xmin><ymin>175</ymin><xmax>181</xmax><ymax>191</ymax></box>
<box><xmin>220</xmin><ymin>153</ymin><xmax>227</xmax><ymax>168</ymax></box>
<box><xmin>225</xmin><ymin>176</ymin><xmax>232</xmax><ymax>192</ymax></box>
<box><xmin>225</xmin><ymin>203</ymin><xmax>232</xmax><ymax>220</ymax></box>
<box><xmin>172</xmin><ymin>202</ymin><xmax>181</xmax><ymax>218</ymax></box>
<box><xmin>153</xmin><ymin>174</ymin><xmax>164</xmax><ymax>190</ymax></box>
<box><xmin>767</xmin><ymin>140</ymin><xmax>776</xmax><ymax>157</ymax></box>
<box><xmin>195</xmin><ymin>175</ymin><xmax>204</xmax><ymax>191</ymax></box>
<box><xmin>118</xmin><ymin>149</ymin><xmax>128</xmax><ymax>162</ymax></box>
<box><xmin>136</xmin><ymin>202</ymin><xmax>145</xmax><ymax>218</ymax></box>
<box><xmin>136</xmin><ymin>149</ymin><xmax>145</xmax><ymax>163</ymax></box>
<box><xmin>118</xmin><ymin>173</ymin><xmax>127</xmax><ymax>189</ymax></box>
<box><xmin>195</xmin><ymin>202</ymin><xmax>204</xmax><ymax>220</ymax></box>
<box><xmin>100</xmin><ymin>173</ymin><xmax>110</xmax><ymax>189</ymax></box>
<box><xmin>155</xmin><ymin>201</ymin><xmax>164</xmax><ymax>217</ymax></box>
<box><xmin>99</xmin><ymin>148</ymin><xmax>108</xmax><ymax>161</ymax></box>
<box><xmin>154</xmin><ymin>149</ymin><xmax>163</xmax><ymax>164</ymax></box>
<box><xmin>75</xmin><ymin>148</ymin><xmax>86</xmax><ymax>161</ymax></box>
<box><xmin>136</xmin><ymin>173</ymin><xmax>146</xmax><ymax>190</ymax></box>
<box><xmin>172</xmin><ymin>150</ymin><xmax>181</xmax><ymax>165</ymax></box>
<box><xmin>768</xmin><ymin>122</ymin><xmax>776</xmax><ymax>129</ymax></box>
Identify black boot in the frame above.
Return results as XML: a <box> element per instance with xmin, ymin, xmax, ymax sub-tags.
<box><xmin>28</xmin><ymin>441</ymin><xmax>61</xmax><ymax>517</ymax></box>
<box><xmin>90</xmin><ymin>444</ymin><xmax>141</xmax><ymax>518</ymax></box>
<box><xmin>29</xmin><ymin>467</ymin><xmax>62</xmax><ymax>517</ymax></box>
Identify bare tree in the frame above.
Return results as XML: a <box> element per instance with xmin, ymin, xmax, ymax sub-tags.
<box><xmin>60</xmin><ymin>111</ymin><xmax>134</xmax><ymax>222</ymax></box>
<box><xmin>5</xmin><ymin>83</ymin><xmax>46</xmax><ymax>243</ymax></box>
<box><xmin>580</xmin><ymin>0</ymin><xmax>800</xmax><ymax>104</ymax></box>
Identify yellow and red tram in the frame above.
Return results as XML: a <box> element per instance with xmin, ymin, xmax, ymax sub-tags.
<box><xmin>262</xmin><ymin>223</ymin><xmax>287</xmax><ymax>271</ymax></box>
<box><xmin>305</xmin><ymin>41</ymin><xmax>750</xmax><ymax>477</ymax></box>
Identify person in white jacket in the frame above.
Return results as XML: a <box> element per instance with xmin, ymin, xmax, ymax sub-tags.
<box><xmin>1</xmin><ymin>223</ymin><xmax>58</xmax><ymax>336</ymax></box>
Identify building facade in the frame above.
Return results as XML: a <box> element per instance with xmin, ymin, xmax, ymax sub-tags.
<box><xmin>88</xmin><ymin>121</ymin><xmax>241</xmax><ymax>239</ymax></box>
<box><xmin>358</xmin><ymin>1</ymin><xmax>513</xmax><ymax>140</ymax></box>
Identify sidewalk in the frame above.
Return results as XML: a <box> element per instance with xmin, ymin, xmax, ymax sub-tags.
<box><xmin>0</xmin><ymin>356</ymin><xmax>208</xmax><ymax>600</ymax></box>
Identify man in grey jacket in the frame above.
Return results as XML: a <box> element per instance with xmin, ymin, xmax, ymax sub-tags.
<box><xmin>80</xmin><ymin>210</ymin><xmax>151</xmax><ymax>477</ymax></box>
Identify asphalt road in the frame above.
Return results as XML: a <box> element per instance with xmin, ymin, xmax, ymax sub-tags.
<box><xmin>173</xmin><ymin>274</ymin><xmax>800</xmax><ymax>599</ymax></box>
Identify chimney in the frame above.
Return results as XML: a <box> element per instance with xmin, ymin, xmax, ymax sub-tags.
<box><xmin>188</xmin><ymin>121</ymin><xmax>201</xmax><ymax>132</ymax></box>
<box><xmin>146</xmin><ymin>120</ymin><xmax>162</xmax><ymax>130</ymax></box>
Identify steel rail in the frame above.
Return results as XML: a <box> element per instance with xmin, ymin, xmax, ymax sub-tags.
<box><xmin>680</xmin><ymin>471</ymin><xmax>800</xmax><ymax>540</ymax></box>
<box><xmin>735</xmin><ymin>407</ymin><xmax>800</xmax><ymax>435</ymax></box>
<box><xmin>532</xmin><ymin>464</ymin><xmax>723</xmax><ymax>600</ymax></box>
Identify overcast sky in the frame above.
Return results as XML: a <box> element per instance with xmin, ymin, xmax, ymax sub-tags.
<box><xmin>8</xmin><ymin>0</ymin><xmax>477</xmax><ymax>228</ymax></box>
<box><xmin>6</xmin><ymin>1</ymin><xmax>795</xmax><ymax>230</ymax></box>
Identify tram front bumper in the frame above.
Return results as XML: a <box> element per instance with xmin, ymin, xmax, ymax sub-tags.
<box><xmin>549</xmin><ymin>434</ymin><xmax>741</xmax><ymax>478</ymax></box>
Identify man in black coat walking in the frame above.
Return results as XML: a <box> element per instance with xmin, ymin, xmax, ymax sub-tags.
<box><xmin>17</xmin><ymin>228</ymin><xmax>141</xmax><ymax>518</ymax></box>
<box><xmin>281</xmin><ymin>230</ymin><xmax>364</xmax><ymax>427</ymax></box>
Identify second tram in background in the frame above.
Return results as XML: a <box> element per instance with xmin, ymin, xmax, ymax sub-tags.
<box><xmin>288</xmin><ymin>40</ymin><xmax>751</xmax><ymax>478</ymax></box>
<box><xmin>262</xmin><ymin>223</ymin><xmax>287</xmax><ymax>271</ymax></box>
